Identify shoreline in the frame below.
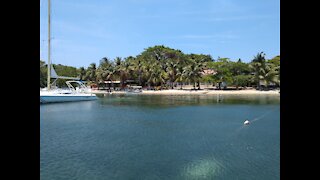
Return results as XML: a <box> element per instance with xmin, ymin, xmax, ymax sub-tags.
<box><xmin>92</xmin><ymin>89</ymin><xmax>280</xmax><ymax>95</ymax></box>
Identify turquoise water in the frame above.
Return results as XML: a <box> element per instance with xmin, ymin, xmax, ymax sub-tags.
<box><xmin>40</xmin><ymin>94</ymin><xmax>280</xmax><ymax>180</ymax></box>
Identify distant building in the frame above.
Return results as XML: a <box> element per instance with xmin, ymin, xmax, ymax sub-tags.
<box><xmin>201</xmin><ymin>69</ymin><xmax>217</xmax><ymax>76</ymax></box>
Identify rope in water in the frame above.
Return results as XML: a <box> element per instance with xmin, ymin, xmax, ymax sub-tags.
<box><xmin>231</xmin><ymin>107</ymin><xmax>279</xmax><ymax>135</ymax></box>
<box><xmin>250</xmin><ymin>107</ymin><xmax>279</xmax><ymax>123</ymax></box>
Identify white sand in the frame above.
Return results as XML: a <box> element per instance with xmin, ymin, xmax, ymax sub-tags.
<box><xmin>142</xmin><ymin>89</ymin><xmax>209</xmax><ymax>95</ymax></box>
<box><xmin>92</xmin><ymin>89</ymin><xmax>280</xmax><ymax>95</ymax></box>
<box><xmin>142</xmin><ymin>89</ymin><xmax>279</xmax><ymax>95</ymax></box>
<box><xmin>206</xmin><ymin>89</ymin><xmax>280</xmax><ymax>95</ymax></box>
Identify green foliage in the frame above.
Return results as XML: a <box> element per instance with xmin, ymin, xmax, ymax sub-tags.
<box><xmin>40</xmin><ymin>47</ymin><xmax>280</xmax><ymax>90</ymax></box>
<box><xmin>267</xmin><ymin>55</ymin><xmax>280</xmax><ymax>67</ymax></box>
<box><xmin>268</xmin><ymin>55</ymin><xmax>280</xmax><ymax>85</ymax></box>
<box><xmin>233</xmin><ymin>75</ymin><xmax>252</xmax><ymax>88</ymax></box>
<box><xmin>85</xmin><ymin>63</ymin><xmax>97</xmax><ymax>83</ymax></box>
<box><xmin>201</xmin><ymin>75</ymin><xmax>215</xmax><ymax>84</ymax></box>
<box><xmin>52</xmin><ymin>64</ymin><xmax>79</xmax><ymax>87</ymax></box>
<box><xmin>40</xmin><ymin>60</ymin><xmax>47</xmax><ymax>88</ymax></box>
<box><xmin>249</xmin><ymin>53</ymin><xmax>280</xmax><ymax>89</ymax></box>
<box><xmin>229</xmin><ymin>60</ymin><xmax>251</xmax><ymax>76</ymax></box>
<box><xmin>210</xmin><ymin>58</ymin><xmax>233</xmax><ymax>84</ymax></box>
<box><xmin>249</xmin><ymin>52</ymin><xmax>267</xmax><ymax>87</ymax></box>
<box><xmin>182</xmin><ymin>54</ymin><xmax>209</xmax><ymax>89</ymax></box>
<box><xmin>40</xmin><ymin>60</ymin><xmax>80</xmax><ymax>88</ymax></box>
<box><xmin>79</xmin><ymin>67</ymin><xmax>86</xmax><ymax>81</ymax></box>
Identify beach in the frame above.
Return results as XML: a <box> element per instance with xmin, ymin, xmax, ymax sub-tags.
<box><xmin>92</xmin><ymin>89</ymin><xmax>280</xmax><ymax>95</ymax></box>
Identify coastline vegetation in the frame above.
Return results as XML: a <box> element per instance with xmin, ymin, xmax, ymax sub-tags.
<box><xmin>40</xmin><ymin>45</ymin><xmax>280</xmax><ymax>90</ymax></box>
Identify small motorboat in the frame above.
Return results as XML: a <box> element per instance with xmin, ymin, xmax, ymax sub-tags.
<box><xmin>244</xmin><ymin>120</ymin><xmax>250</xmax><ymax>125</ymax></box>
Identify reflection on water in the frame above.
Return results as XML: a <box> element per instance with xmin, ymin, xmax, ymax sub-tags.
<box><xmin>181</xmin><ymin>157</ymin><xmax>223</xmax><ymax>179</ymax></box>
<box><xmin>41</xmin><ymin>94</ymin><xmax>279</xmax><ymax>180</ymax></box>
<box><xmin>97</xmin><ymin>94</ymin><xmax>279</xmax><ymax>108</ymax></box>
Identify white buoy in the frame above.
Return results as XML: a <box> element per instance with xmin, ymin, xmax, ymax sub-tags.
<box><xmin>244</xmin><ymin>120</ymin><xmax>250</xmax><ymax>125</ymax></box>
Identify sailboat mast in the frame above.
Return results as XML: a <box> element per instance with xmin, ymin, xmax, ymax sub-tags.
<box><xmin>47</xmin><ymin>0</ymin><xmax>51</xmax><ymax>90</ymax></box>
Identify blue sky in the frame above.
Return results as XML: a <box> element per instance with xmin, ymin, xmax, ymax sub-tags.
<box><xmin>40</xmin><ymin>0</ymin><xmax>280</xmax><ymax>68</ymax></box>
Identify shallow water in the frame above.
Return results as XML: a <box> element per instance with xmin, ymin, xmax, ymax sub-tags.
<box><xmin>40</xmin><ymin>94</ymin><xmax>280</xmax><ymax>180</ymax></box>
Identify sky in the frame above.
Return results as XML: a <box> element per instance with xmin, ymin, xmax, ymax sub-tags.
<box><xmin>40</xmin><ymin>0</ymin><xmax>280</xmax><ymax>68</ymax></box>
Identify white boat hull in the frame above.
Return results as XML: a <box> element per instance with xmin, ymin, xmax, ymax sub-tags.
<box><xmin>40</xmin><ymin>92</ymin><xmax>97</xmax><ymax>103</ymax></box>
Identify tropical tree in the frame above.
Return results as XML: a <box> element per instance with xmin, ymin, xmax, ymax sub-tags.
<box><xmin>40</xmin><ymin>60</ymin><xmax>47</xmax><ymax>88</ymax></box>
<box><xmin>263</xmin><ymin>63</ymin><xmax>280</xmax><ymax>89</ymax></box>
<box><xmin>141</xmin><ymin>60</ymin><xmax>153</xmax><ymax>88</ymax></box>
<box><xmin>147</xmin><ymin>62</ymin><xmax>167</xmax><ymax>89</ymax></box>
<box><xmin>112</xmin><ymin>57</ymin><xmax>122</xmax><ymax>82</ymax></box>
<box><xmin>249</xmin><ymin>52</ymin><xmax>280</xmax><ymax>90</ymax></box>
<box><xmin>165</xmin><ymin>51</ymin><xmax>185</xmax><ymax>89</ymax></box>
<box><xmin>175</xmin><ymin>70</ymin><xmax>185</xmax><ymax>89</ymax></box>
<box><xmin>131</xmin><ymin>56</ymin><xmax>144</xmax><ymax>86</ymax></box>
<box><xmin>249</xmin><ymin>52</ymin><xmax>267</xmax><ymax>89</ymax></box>
<box><xmin>79</xmin><ymin>67</ymin><xmax>86</xmax><ymax>81</ymax></box>
<box><xmin>86</xmin><ymin>63</ymin><xmax>97</xmax><ymax>84</ymax></box>
<box><xmin>210</xmin><ymin>58</ymin><xmax>233</xmax><ymax>89</ymax></box>
<box><xmin>137</xmin><ymin>45</ymin><xmax>186</xmax><ymax>87</ymax></box>
<box><xmin>229</xmin><ymin>59</ymin><xmax>251</xmax><ymax>76</ymax></box>
<box><xmin>233</xmin><ymin>75</ymin><xmax>252</xmax><ymax>89</ymax></box>
<box><xmin>174</xmin><ymin>54</ymin><xmax>189</xmax><ymax>89</ymax></box>
<box><xmin>182</xmin><ymin>59</ymin><xmax>203</xmax><ymax>90</ymax></box>
<box><xmin>267</xmin><ymin>55</ymin><xmax>280</xmax><ymax>86</ymax></box>
<box><xmin>40</xmin><ymin>45</ymin><xmax>280</xmax><ymax>91</ymax></box>
<box><xmin>267</xmin><ymin>55</ymin><xmax>280</xmax><ymax>67</ymax></box>
<box><xmin>185</xmin><ymin>54</ymin><xmax>210</xmax><ymax>89</ymax></box>
<box><xmin>118</xmin><ymin>57</ymin><xmax>133</xmax><ymax>89</ymax></box>
<box><xmin>95</xmin><ymin>57</ymin><xmax>113</xmax><ymax>89</ymax></box>
<box><xmin>228</xmin><ymin>59</ymin><xmax>252</xmax><ymax>89</ymax></box>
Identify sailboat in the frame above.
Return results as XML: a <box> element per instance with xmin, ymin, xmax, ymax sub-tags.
<box><xmin>40</xmin><ymin>0</ymin><xmax>97</xmax><ymax>103</ymax></box>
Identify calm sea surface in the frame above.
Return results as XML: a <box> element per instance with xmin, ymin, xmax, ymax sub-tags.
<box><xmin>40</xmin><ymin>94</ymin><xmax>280</xmax><ymax>180</ymax></box>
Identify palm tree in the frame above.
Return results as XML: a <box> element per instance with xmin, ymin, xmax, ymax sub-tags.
<box><xmin>96</xmin><ymin>68</ymin><xmax>107</xmax><ymax>89</ymax></box>
<box><xmin>86</xmin><ymin>63</ymin><xmax>97</xmax><ymax>83</ymax></box>
<box><xmin>96</xmin><ymin>58</ymin><xmax>112</xmax><ymax>89</ymax></box>
<box><xmin>114</xmin><ymin>57</ymin><xmax>122</xmax><ymax>66</ymax></box>
<box><xmin>148</xmin><ymin>62</ymin><xmax>167</xmax><ymax>89</ymax></box>
<box><xmin>182</xmin><ymin>61</ymin><xmax>203</xmax><ymax>90</ymax></box>
<box><xmin>113</xmin><ymin>57</ymin><xmax>123</xmax><ymax>88</ymax></box>
<box><xmin>118</xmin><ymin>58</ymin><xmax>132</xmax><ymax>89</ymax></box>
<box><xmin>263</xmin><ymin>63</ymin><xmax>279</xmax><ymax>89</ymax></box>
<box><xmin>249</xmin><ymin>52</ymin><xmax>267</xmax><ymax>90</ymax></box>
<box><xmin>175</xmin><ymin>68</ymin><xmax>185</xmax><ymax>90</ymax></box>
<box><xmin>211</xmin><ymin>58</ymin><xmax>233</xmax><ymax>89</ymax></box>
<box><xmin>106</xmin><ymin>66</ymin><xmax>117</xmax><ymax>90</ymax></box>
<box><xmin>166</xmin><ymin>59</ymin><xmax>178</xmax><ymax>89</ymax></box>
<box><xmin>141</xmin><ymin>60</ymin><xmax>153</xmax><ymax>89</ymax></box>
<box><xmin>174</xmin><ymin>55</ymin><xmax>188</xmax><ymax>90</ymax></box>
<box><xmin>267</xmin><ymin>56</ymin><xmax>280</xmax><ymax>87</ymax></box>
<box><xmin>131</xmin><ymin>57</ymin><xmax>143</xmax><ymax>86</ymax></box>
<box><xmin>249</xmin><ymin>52</ymin><xmax>281</xmax><ymax>90</ymax></box>
<box><xmin>183</xmin><ymin>54</ymin><xmax>207</xmax><ymax>90</ymax></box>
<box><xmin>79</xmin><ymin>67</ymin><xmax>86</xmax><ymax>81</ymax></box>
